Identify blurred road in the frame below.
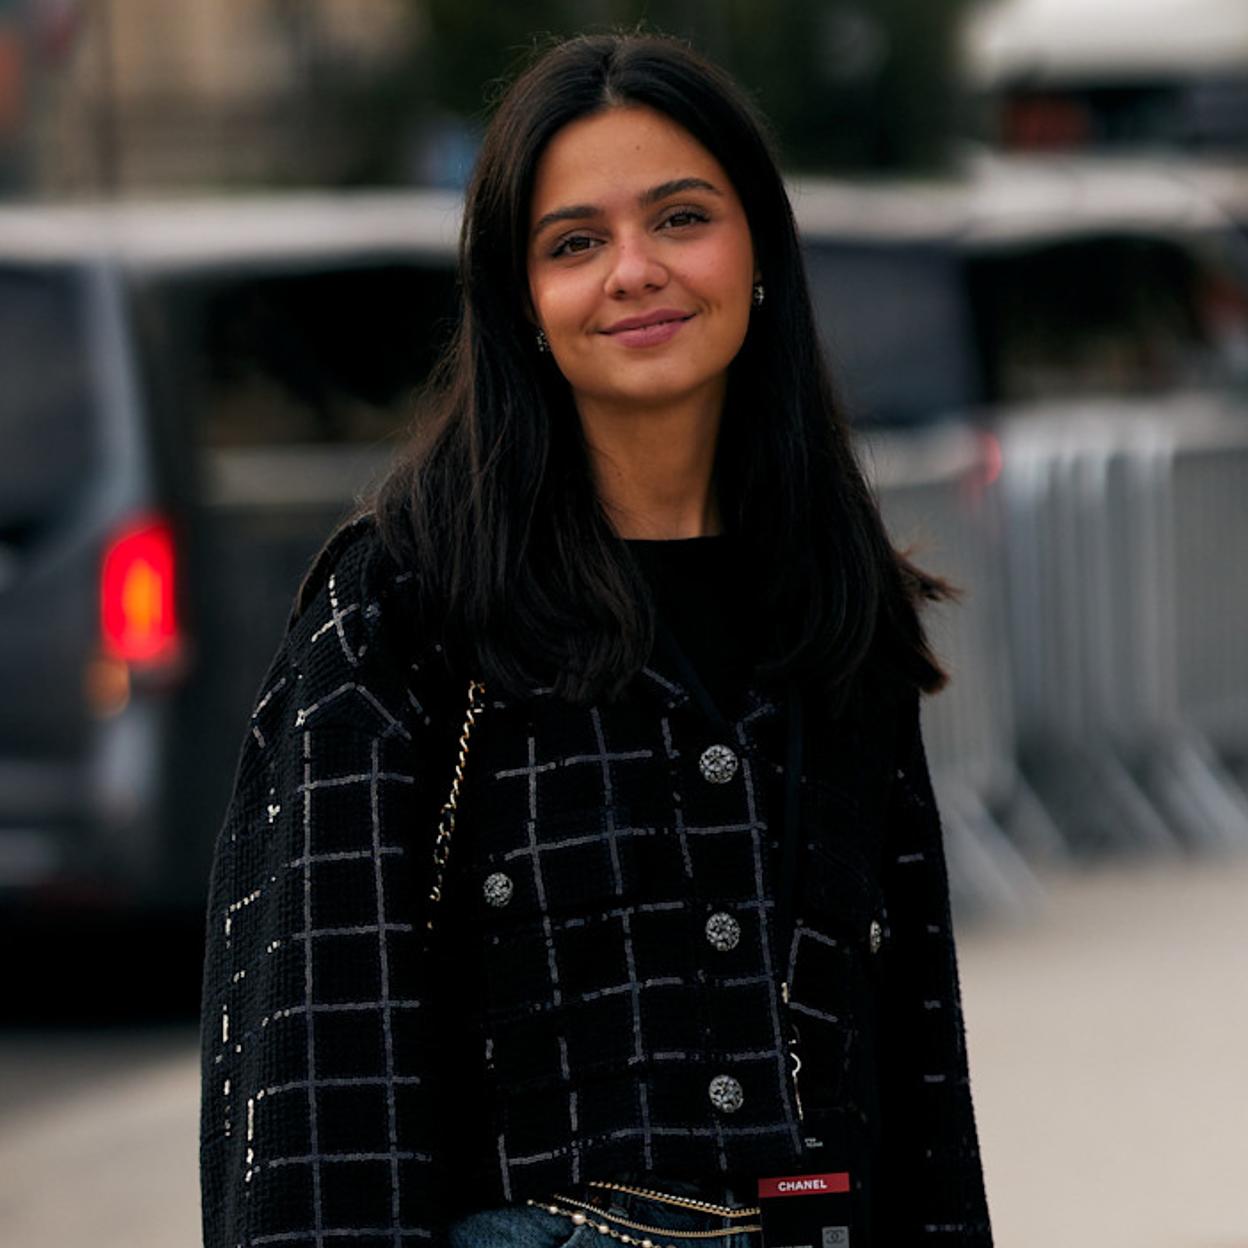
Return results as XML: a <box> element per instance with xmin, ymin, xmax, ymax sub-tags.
<box><xmin>2</xmin><ymin>855</ymin><xmax>1247</xmax><ymax>1248</ymax></box>
<box><xmin>965</xmin><ymin>853</ymin><xmax>1248</xmax><ymax>1248</ymax></box>
<box><xmin>0</xmin><ymin>1024</ymin><xmax>199</xmax><ymax>1247</ymax></box>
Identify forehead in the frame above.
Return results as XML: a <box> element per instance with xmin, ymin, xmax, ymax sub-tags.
<box><xmin>530</xmin><ymin>105</ymin><xmax>734</xmax><ymax>214</ymax></box>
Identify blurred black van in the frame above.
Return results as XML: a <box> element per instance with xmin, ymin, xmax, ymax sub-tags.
<box><xmin>0</xmin><ymin>192</ymin><xmax>459</xmax><ymax>919</ymax></box>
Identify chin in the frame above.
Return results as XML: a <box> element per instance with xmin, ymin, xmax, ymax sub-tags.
<box><xmin>591</xmin><ymin>380</ymin><xmax>710</xmax><ymax>410</ymax></box>
<box><xmin>587</xmin><ymin>361</ymin><xmax>726</xmax><ymax>406</ymax></box>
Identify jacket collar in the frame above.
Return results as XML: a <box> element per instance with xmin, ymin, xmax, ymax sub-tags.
<box><xmin>483</xmin><ymin>646</ymin><xmax>782</xmax><ymax>743</ymax></box>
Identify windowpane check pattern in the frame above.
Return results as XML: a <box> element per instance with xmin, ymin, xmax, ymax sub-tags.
<box><xmin>200</xmin><ymin>517</ymin><xmax>993</xmax><ymax>1247</ymax></box>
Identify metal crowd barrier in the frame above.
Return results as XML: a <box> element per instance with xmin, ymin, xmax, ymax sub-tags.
<box><xmin>860</xmin><ymin>400</ymin><xmax>1248</xmax><ymax>914</ymax></box>
<box><xmin>997</xmin><ymin>399</ymin><xmax>1248</xmax><ymax>856</ymax></box>
<box><xmin>863</xmin><ymin>425</ymin><xmax>1046</xmax><ymax>920</ymax></box>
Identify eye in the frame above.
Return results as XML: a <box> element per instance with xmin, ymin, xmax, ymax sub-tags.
<box><xmin>660</xmin><ymin>206</ymin><xmax>711</xmax><ymax>229</ymax></box>
<box><xmin>549</xmin><ymin>233</ymin><xmax>600</xmax><ymax>259</ymax></box>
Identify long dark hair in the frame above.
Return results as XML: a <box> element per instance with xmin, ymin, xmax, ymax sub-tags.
<box><xmin>361</xmin><ymin>30</ymin><xmax>950</xmax><ymax>705</ymax></box>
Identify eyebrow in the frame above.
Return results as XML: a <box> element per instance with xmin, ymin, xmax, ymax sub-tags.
<box><xmin>531</xmin><ymin>177</ymin><xmax>723</xmax><ymax>240</ymax></box>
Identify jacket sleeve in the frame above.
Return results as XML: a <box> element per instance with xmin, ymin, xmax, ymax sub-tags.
<box><xmin>199</xmin><ymin>530</ymin><xmax>453</xmax><ymax>1247</ymax></box>
<box><xmin>873</xmin><ymin>686</ymin><xmax>994</xmax><ymax>1244</ymax></box>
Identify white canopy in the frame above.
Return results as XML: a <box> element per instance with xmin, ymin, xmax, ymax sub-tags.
<box><xmin>964</xmin><ymin>0</ymin><xmax>1248</xmax><ymax>84</ymax></box>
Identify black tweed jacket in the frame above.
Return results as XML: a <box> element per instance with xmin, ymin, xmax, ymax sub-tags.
<box><xmin>199</xmin><ymin>515</ymin><xmax>993</xmax><ymax>1246</ymax></box>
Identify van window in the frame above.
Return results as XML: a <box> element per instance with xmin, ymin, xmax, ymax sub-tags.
<box><xmin>804</xmin><ymin>241</ymin><xmax>981</xmax><ymax>425</ymax></box>
<box><xmin>0</xmin><ymin>265</ymin><xmax>96</xmax><ymax>543</ymax></box>
<box><xmin>966</xmin><ymin>234</ymin><xmax>1248</xmax><ymax>404</ymax></box>
<box><xmin>129</xmin><ymin>260</ymin><xmax>460</xmax><ymax>448</ymax></box>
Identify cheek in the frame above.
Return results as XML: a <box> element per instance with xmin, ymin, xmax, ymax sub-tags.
<box><xmin>531</xmin><ymin>271</ymin><xmax>595</xmax><ymax>338</ymax></box>
<box><xmin>687</xmin><ymin>238</ymin><xmax>754</xmax><ymax>309</ymax></box>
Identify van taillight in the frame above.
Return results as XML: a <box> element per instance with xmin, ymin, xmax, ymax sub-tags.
<box><xmin>100</xmin><ymin>516</ymin><xmax>180</xmax><ymax>664</ymax></box>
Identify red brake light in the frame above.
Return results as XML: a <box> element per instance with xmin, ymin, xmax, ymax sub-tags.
<box><xmin>101</xmin><ymin>515</ymin><xmax>180</xmax><ymax>664</ymax></box>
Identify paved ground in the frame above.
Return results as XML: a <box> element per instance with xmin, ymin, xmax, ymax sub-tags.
<box><xmin>2</xmin><ymin>854</ymin><xmax>1246</xmax><ymax>1247</ymax></box>
<box><xmin>962</xmin><ymin>853</ymin><xmax>1248</xmax><ymax>1248</ymax></box>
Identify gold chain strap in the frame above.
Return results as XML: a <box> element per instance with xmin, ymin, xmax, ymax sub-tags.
<box><xmin>426</xmin><ymin>677</ymin><xmax>486</xmax><ymax>929</ymax></box>
<box><xmin>585</xmin><ymin>1181</ymin><xmax>758</xmax><ymax>1218</ymax></box>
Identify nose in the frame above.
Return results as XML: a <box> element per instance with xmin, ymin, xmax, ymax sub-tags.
<box><xmin>604</xmin><ymin>228</ymin><xmax>668</xmax><ymax>298</ymax></box>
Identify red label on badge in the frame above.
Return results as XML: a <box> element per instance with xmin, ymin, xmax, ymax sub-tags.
<box><xmin>757</xmin><ymin>1171</ymin><xmax>850</xmax><ymax>1200</ymax></box>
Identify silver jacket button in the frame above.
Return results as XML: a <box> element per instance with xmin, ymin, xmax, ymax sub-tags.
<box><xmin>869</xmin><ymin>918</ymin><xmax>883</xmax><ymax>954</ymax></box>
<box><xmin>705</xmin><ymin>911</ymin><xmax>741</xmax><ymax>952</ymax></box>
<box><xmin>483</xmin><ymin>872</ymin><xmax>514</xmax><ymax>907</ymax></box>
<box><xmin>708</xmin><ymin>1073</ymin><xmax>744</xmax><ymax>1113</ymax></box>
<box><xmin>699</xmin><ymin>744</ymin><xmax>739</xmax><ymax>784</ymax></box>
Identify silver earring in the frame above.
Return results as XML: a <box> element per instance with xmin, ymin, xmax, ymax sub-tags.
<box><xmin>752</xmin><ymin>282</ymin><xmax>765</xmax><ymax>308</ymax></box>
<box><xmin>535</xmin><ymin>328</ymin><xmax>549</xmax><ymax>353</ymax></box>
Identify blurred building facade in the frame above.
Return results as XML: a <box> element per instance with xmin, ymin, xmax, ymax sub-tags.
<box><xmin>5</xmin><ymin>0</ymin><xmax>988</xmax><ymax>197</ymax></box>
<box><xmin>13</xmin><ymin>0</ymin><xmax>416</xmax><ymax>195</ymax></box>
<box><xmin>8</xmin><ymin>0</ymin><xmax>1247</xmax><ymax>200</ymax></box>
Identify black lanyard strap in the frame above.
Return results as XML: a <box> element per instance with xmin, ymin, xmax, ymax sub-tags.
<box><xmin>776</xmin><ymin>681</ymin><xmax>804</xmax><ymax>973</ymax></box>
<box><xmin>652</xmin><ymin>613</ymin><xmax>735</xmax><ymax>736</ymax></box>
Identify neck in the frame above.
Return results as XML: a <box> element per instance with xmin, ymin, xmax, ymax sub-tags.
<box><xmin>577</xmin><ymin>383</ymin><xmax>725</xmax><ymax>540</ymax></box>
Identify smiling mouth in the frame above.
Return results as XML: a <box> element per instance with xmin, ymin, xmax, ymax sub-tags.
<box><xmin>601</xmin><ymin>313</ymin><xmax>695</xmax><ymax>335</ymax></box>
<box><xmin>599</xmin><ymin>315</ymin><xmax>696</xmax><ymax>348</ymax></box>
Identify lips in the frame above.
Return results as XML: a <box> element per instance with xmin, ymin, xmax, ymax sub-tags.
<box><xmin>602</xmin><ymin>308</ymin><xmax>695</xmax><ymax>334</ymax></box>
<box><xmin>600</xmin><ymin>309</ymin><xmax>695</xmax><ymax>348</ymax></box>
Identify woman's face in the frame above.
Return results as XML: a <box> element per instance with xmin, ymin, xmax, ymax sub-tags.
<box><xmin>526</xmin><ymin>105</ymin><xmax>757</xmax><ymax>418</ymax></box>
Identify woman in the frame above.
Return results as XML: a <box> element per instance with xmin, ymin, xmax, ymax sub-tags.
<box><xmin>200</xmin><ymin>31</ymin><xmax>993</xmax><ymax>1248</ymax></box>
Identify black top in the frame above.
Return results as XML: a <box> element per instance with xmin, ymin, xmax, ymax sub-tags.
<box><xmin>626</xmin><ymin>534</ymin><xmax>762</xmax><ymax>724</ymax></box>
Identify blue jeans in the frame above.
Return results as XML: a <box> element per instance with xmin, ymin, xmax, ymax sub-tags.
<box><xmin>446</xmin><ymin>1180</ymin><xmax>762</xmax><ymax>1248</ymax></box>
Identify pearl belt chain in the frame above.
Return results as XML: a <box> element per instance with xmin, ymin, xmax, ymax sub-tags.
<box><xmin>528</xmin><ymin>1181</ymin><xmax>762</xmax><ymax>1248</ymax></box>
<box><xmin>586</xmin><ymin>1179</ymin><xmax>759</xmax><ymax>1218</ymax></box>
